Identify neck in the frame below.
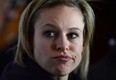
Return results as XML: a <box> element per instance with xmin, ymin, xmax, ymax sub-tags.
<box><xmin>53</xmin><ymin>75</ymin><xmax>69</xmax><ymax>80</ymax></box>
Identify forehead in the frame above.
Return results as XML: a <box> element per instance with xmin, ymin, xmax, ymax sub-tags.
<box><xmin>35</xmin><ymin>5</ymin><xmax>84</xmax><ymax>24</ymax></box>
<box><xmin>38</xmin><ymin>5</ymin><xmax>83</xmax><ymax>19</ymax></box>
<box><xmin>34</xmin><ymin>6</ymin><xmax>84</xmax><ymax>31</ymax></box>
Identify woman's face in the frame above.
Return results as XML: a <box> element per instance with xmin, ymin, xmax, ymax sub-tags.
<box><xmin>33</xmin><ymin>6</ymin><xmax>84</xmax><ymax>76</ymax></box>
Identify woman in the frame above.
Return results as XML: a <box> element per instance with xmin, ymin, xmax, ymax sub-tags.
<box><xmin>1</xmin><ymin>0</ymin><xmax>95</xmax><ymax>80</ymax></box>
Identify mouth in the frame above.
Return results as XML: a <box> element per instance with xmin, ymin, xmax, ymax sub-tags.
<box><xmin>53</xmin><ymin>55</ymin><xmax>72</xmax><ymax>62</ymax></box>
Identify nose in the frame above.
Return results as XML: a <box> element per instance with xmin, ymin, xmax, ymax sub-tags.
<box><xmin>55</xmin><ymin>35</ymin><xmax>69</xmax><ymax>51</ymax></box>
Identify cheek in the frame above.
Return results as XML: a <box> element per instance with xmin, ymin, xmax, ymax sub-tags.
<box><xmin>76</xmin><ymin>44</ymin><xmax>83</xmax><ymax>53</ymax></box>
<box><xmin>72</xmin><ymin>42</ymin><xmax>83</xmax><ymax>62</ymax></box>
<box><xmin>72</xmin><ymin>41</ymin><xmax>83</xmax><ymax>54</ymax></box>
<box><xmin>33</xmin><ymin>38</ymin><xmax>49</xmax><ymax>64</ymax></box>
<box><xmin>34</xmin><ymin>39</ymin><xmax>46</xmax><ymax>53</ymax></box>
<box><xmin>34</xmin><ymin>37</ymin><xmax>52</xmax><ymax>57</ymax></box>
<box><xmin>74</xmin><ymin>45</ymin><xmax>83</xmax><ymax>58</ymax></box>
<box><xmin>70</xmin><ymin>43</ymin><xmax>83</xmax><ymax>69</ymax></box>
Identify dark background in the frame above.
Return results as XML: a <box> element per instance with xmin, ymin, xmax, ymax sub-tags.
<box><xmin>88</xmin><ymin>0</ymin><xmax>116</xmax><ymax>64</ymax></box>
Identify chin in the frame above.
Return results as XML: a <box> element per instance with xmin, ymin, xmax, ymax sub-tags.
<box><xmin>51</xmin><ymin>69</ymin><xmax>70</xmax><ymax>76</ymax></box>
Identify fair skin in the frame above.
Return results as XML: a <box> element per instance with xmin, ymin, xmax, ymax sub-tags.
<box><xmin>33</xmin><ymin>6</ymin><xmax>84</xmax><ymax>80</ymax></box>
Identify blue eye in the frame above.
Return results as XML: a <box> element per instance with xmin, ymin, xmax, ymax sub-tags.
<box><xmin>68</xmin><ymin>32</ymin><xmax>78</xmax><ymax>39</ymax></box>
<box><xmin>43</xmin><ymin>30</ymin><xmax>56</xmax><ymax>38</ymax></box>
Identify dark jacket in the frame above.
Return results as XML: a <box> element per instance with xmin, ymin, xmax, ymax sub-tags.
<box><xmin>0</xmin><ymin>47</ymin><xmax>16</xmax><ymax>76</ymax></box>
<box><xmin>1</xmin><ymin>54</ymin><xmax>81</xmax><ymax>80</ymax></box>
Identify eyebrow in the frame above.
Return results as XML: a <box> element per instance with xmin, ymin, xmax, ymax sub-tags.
<box><xmin>41</xmin><ymin>24</ymin><xmax>57</xmax><ymax>29</ymax></box>
<box><xmin>41</xmin><ymin>24</ymin><xmax>83</xmax><ymax>32</ymax></box>
<box><xmin>68</xmin><ymin>27</ymin><xmax>82</xmax><ymax>32</ymax></box>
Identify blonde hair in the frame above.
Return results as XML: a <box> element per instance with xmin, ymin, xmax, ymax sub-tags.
<box><xmin>15</xmin><ymin>0</ymin><xmax>95</xmax><ymax>80</ymax></box>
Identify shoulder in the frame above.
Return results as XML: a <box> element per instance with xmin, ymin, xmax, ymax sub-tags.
<box><xmin>0</xmin><ymin>46</ymin><xmax>16</xmax><ymax>76</ymax></box>
<box><xmin>1</xmin><ymin>61</ymin><xmax>27</xmax><ymax>80</ymax></box>
<box><xmin>1</xmin><ymin>61</ymin><xmax>54</xmax><ymax>80</ymax></box>
<box><xmin>1</xmin><ymin>61</ymin><xmax>42</xmax><ymax>80</ymax></box>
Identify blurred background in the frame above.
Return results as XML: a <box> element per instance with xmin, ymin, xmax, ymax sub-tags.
<box><xmin>88</xmin><ymin>0</ymin><xmax>116</xmax><ymax>64</ymax></box>
<box><xmin>0</xmin><ymin>0</ymin><xmax>115</xmax><ymax>67</ymax></box>
<box><xmin>0</xmin><ymin>0</ymin><xmax>31</xmax><ymax>54</ymax></box>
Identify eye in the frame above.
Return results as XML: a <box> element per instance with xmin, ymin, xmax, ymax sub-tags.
<box><xmin>43</xmin><ymin>30</ymin><xmax>56</xmax><ymax>38</ymax></box>
<box><xmin>67</xmin><ymin>32</ymin><xmax>78</xmax><ymax>39</ymax></box>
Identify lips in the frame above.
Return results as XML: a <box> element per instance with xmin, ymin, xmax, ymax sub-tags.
<box><xmin>53</xmin><ymin>55</ymin><xmax>72</xmax><ymax>62</ymax></box>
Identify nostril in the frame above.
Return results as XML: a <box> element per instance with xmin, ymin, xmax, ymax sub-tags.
<box><xmin>56</xmin><ymin>45</ymin><xmax>69</xmax><ymax>51</ymax></box>
<box><xmin>56</xmin><ymin>45</ymin><xmax>62</xmax><ymax>50</ymax></box>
